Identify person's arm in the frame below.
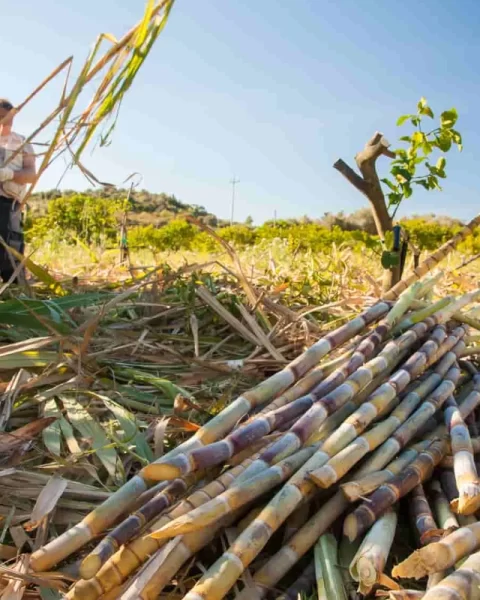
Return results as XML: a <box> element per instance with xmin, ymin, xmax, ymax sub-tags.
<box><xmin>12</xmin><ymin>147</ymin><xmax>36</xmax><ymax>185</ymax></box>
<box><xmin>0</xmin><ymin>144</ymin><xmax>37</xmax><ymax>184</ymax></box>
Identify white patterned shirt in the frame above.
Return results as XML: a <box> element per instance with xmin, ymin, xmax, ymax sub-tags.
<box><xmin>0</xmin><ymin>132</ymin><xmax>34</xmax><ymax>202</ymax></box>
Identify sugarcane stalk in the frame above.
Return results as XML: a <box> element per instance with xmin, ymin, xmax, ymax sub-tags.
<box><xmin>444</xmin><ymin>389</ymin><xmax>480</xmax><ymax>515</ymax></box>
<box><xmin>440</xmin><ymin>469</ymin><xmax>459</xmax><ymax>501</ymax></box>
<box><xmin>315</xmin><ymin>533</ymin><xmax>348</xmax><ymax>600</ymax></box>
<box><xmin>410</xmin><ymin>484</ymin><xmax>443</xmax><ymax>545</ymax></box>
<box><xmin>277</xmin><ymin>561</ymin><xmax>316</xmax><ymax>600</ymax></box>
<box><xmin>308</xmin><ymin>352</ymin><xmax>419</xmax><ymax>447</ymax></box>
<box><xmin>177</xmin><ymin>326</ymin><xmax>471</xmax><ymax>600</ymax></box>
<box><xmin>79</xmin><ymin>474</ymin><xmax>198</xmax><ymax>579</ymax></box>
<box><xmin>142</xmin><ymin>318</ymin><xmax>395</xmax><ymax>482</ymax></box>
<box><xmin>340</xmin><ymin>441</ymin><xmax>433</xmax><ymax>502</ymax></box>
<box><xmin>236</xmin><ymin>491</ymin><xmax>350</xmax><ymax>600</ymax></box>
<box><xmin>310</xmin><ymin>346</ymin><xmax>462</xmax><ymax>488</ymax></box>
<box><xmin>377</xmin><ymin>592</ymin><xmax>425</xmax><ymax>600</ymax></box>
<box><xmin>343</xmin><ymin>437</ymin><xmax>447</xmax><ymax>542</ymax></box>
<box><xmin>417</xmin><ymin>548</ymin><xmax>480</xmax><ymax>600</ymax></box>
<box><xmin>282</xmin><ymin>504</ymin><xmax>310</xmax><ymax>543</ymax></box>
<box><xmin>148</xmin><ymin>445</ymin><xmax>318</xmax><ymax>541</ymax></box>
<box><xmin>120</xmin><ymin>507</ymin><xmax>249</xmax><ymax>600</ymax></box>
<box><xmin>313</xmin><ymin>553</ymin><xmax>328</xmax><ymax>600</ymax></box>
<box><xmin>382</xmin><ymin>214</ymin><xmax>480</xmax><ymax>301</ymax></box>
<box><xmin>440</xmin><ymin>433</ymin><xmax>480</xmax><ymax>468</ymax></box>
<box><xmin>349</xmin><ymin>508</ymin><xmax>398</xmax><ymax>595</ymax></box>
<box><xmin>393</xmin><ymin>521</ymin><xmax>480</xmax><ymax>579</ymax></box>
<box><xmin>354</xmin><ymin>339</ymin><xmax>473</xmax><ymax>478</ymax></box>
<box><xmin>255</xmin><ymin>349</ymin><xmax>353</xmax><ymax>417</ymax></box>
<box><xmin>240</xmin><ymin>385</ymin><xmax>480</xmax><ymax>599</ymax></box>
<box><xmin>32</xmin><ymin>301</ymin><xmax>391</xmax><ymax>573</ymax></box>
<box><xmin>238</xmin><ymin>318</ymin><xmax>436</xmax><ymax>485</ymax></box>
<box><xmin>338</xmin><ymin>533</ymin><xmax>362</xmax><ymax>600</ymax></box>
<box><xmin>71</xmin><ymin>449</ymin><xmax>268</xmax><ymax>599</ymax></box>
<box><xmin>309</xmin><ymin>328</ymin><xmax>461</xmax><ymax>488</ymax></box>
<box><xmin>392</xmin><ymin>297</ymin><xmax>453</xmax><ymax>335</ymax></box>
<box><xmin>429</xmin><ymin>479</ymin><xmax>460</xmax><ymax>532</ymax></box>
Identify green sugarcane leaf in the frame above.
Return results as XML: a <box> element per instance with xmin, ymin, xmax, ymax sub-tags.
<box><xmin>43</xmin><ymin>399</ymin><xmax>62</xmax><ymax>456</ymax></box>
<box><xmin>61</xmin><ymin>395</ymin><xmax>123</xmax><ymax>484</ymax></box>
<box><xmin>94</xmin><ymin>392</ymin><xmax>153</xmax><ymax>463</ymax></box>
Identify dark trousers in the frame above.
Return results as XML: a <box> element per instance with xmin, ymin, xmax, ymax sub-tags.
<box><xmin>0</xmin><ymin>196</ymin><xmax>24</xmax><ymax>283</ymax></box>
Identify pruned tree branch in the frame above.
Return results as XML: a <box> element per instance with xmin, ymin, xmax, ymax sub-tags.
<box><xmin>334</xmin><ymin>131</ymin><xmax>395</xmax><ymax>240</ymax></box>
<box><xmin>334</xmin><ymin>131</ymin><xmax>401</xmax><ymax>292</ymax></box>
<box><xmin>333</xmin><ymin>159</ymin><xmax>368</xmax><ymax>195</ymax></box>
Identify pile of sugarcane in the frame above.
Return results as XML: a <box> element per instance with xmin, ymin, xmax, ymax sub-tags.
<box><xmin>26</xmin><ymin>271</ymin><xmax>480</xmax><ymax>599</ymax></box>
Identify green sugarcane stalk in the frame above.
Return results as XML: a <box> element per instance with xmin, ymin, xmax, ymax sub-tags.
<box><xmin>315</xmin><ymin>533</ymin><xmax>348</xmax><ymax>600</ymax></box>
<box><xmin>392</xmin><ymin>296</ymin><xmax>453</xmax><ymax>335</ymax></box>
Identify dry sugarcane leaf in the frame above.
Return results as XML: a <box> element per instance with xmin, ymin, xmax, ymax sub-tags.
<box><xmin>23</xmin><ymin>475</ymin><xmax>68</xmax><ymax>531</ymax></box>
<box><xmin>0</xmin><ymin>553</ymin><xmax>30</xmax><ymax>600</ymax></box>
<box><xmin>0</xmin><ymin>418</ymin><xmax>57</xmax><ymax>466</ymax></box>
<box><xmin>153</xmin><ymin>417</ymin><xmax>169</xmax><ymax>459</ymax></box>
<box><xmin>0</xmin><ymin>369</ymin><xmax>31</xmax><ymax>431</ymax></box>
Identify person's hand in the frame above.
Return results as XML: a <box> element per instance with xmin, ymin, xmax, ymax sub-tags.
<box><xmin>0</xmin><ymin>167</ymin><xmax>14</xmax><ymax>183</ymax></box>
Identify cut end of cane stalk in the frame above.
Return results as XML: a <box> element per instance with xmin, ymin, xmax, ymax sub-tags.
<box><xmin>340</xmin><ymin>482</ymin><xmax>362</xmax><ymax>502</ymax></box>
<box><xmin>420</xmin><ymin>528</ymin><xmax>444</xmax><ymax>544</ymax></box>
<box><xmin>142</xmin><ymin>462</ymin><xmax>183</xmax><ymax>481</ymax></box>
<box><xmin>149</xmin><ymin>518</ymin><xmax>193</xmax><ymax>540</ymax></box>
<box><xmin>451</xmin><ymin>482</ymin><xmax>480</xmax><ymax>515</ymax></box>
<box><xmin>80</xmin><ymin>553</ymin><xmax>103</xmax><ymax>580</ymax></box>
<box><xmin>309</xmin><ymin>465</ymin><xmax>337</xmax><ymax>489</ymax></box>
<box><xmin>392</xmin><ymin>543</ymin><xmax>451</xmax><ymax>579</ymax></box>
<box><xmin>343</xmin><ymin>513</ymin><xmax>360</xmax><ymax>542</ymax></box>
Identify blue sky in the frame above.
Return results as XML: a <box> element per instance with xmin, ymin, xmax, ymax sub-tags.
<box><xmin>3</xmin><ymin>0</ymin><xmax>480</xmax><ymax>223</ymax></box>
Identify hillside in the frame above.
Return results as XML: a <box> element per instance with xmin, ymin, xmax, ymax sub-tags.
<box><xmin>28</xmin><ymin>188</ymin><xmax>222</xmax><ymax>228</ymax></box>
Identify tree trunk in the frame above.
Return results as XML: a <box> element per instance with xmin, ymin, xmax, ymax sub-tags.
<box><xmin>334</xmin><ymin>132</ymin><xmax>398</xmax><ymax>292</ymax></box>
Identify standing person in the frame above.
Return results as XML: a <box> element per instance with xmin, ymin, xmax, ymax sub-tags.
<box><xmin>0</xmin><ymin>99</ymin><xmax>36</xmax><ymax>283</ymax></box>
